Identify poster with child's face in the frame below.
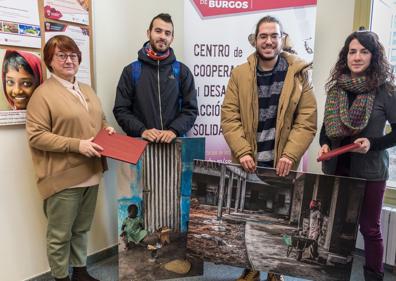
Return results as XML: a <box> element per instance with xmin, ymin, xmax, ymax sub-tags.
<box><xmin>0</xmin><ymin>49</ymin><xmax>43</xmax><ymax>125</ymax></box>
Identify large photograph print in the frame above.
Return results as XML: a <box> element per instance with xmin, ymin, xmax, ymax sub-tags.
<box><xmin>187</xmin><ymin>160</ymin><xmax>366</xmax><ymax>281</ymax></box>
<box><xmin>117</xmin><ymin>138</ymin><xmax>205</xmax><ymax>281</ymax></box>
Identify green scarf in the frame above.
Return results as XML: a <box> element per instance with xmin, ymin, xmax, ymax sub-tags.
<box><xmin>324</xmin><ymin>75</ymin><xmax>375</xmax><ymax>139</ymax></box>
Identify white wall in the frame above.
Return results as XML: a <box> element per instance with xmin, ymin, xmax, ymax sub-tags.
<box><xmin>0</xmin><ymin>127</ymin><xmax>48</xmax><ymax>280</ymax></box>
<box><xmin>0</xmin><ymin>0</ymin><xmax>353</xmax><ymax>280</ymax></box>
<box><xmin>307</xmin><ymin>0</ymin><xmax>356</xmax><ymax>174</ymax></box>
<box><xmin>92</xmin><ymin>0</ymin><xmax>185</xmax><ymax>133</ymax></box>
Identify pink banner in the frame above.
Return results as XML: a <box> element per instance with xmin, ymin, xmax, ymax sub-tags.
<box><xmin>192</xmin><ymin>0</ymin><xmax>317</xmax><ymax>18</ymax></box>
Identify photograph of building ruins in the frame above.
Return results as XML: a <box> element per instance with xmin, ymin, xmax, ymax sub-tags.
<box><xmin>187</xmin><ymin>160</ymin><xmax>367</xmax><ymax>281</ymax></box>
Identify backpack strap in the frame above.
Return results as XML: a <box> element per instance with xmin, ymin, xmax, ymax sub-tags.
<box><xmin>172</xmin><ymin>61</ymin><xmax>183</xmax><ymax>110</ymax></box>
<box><xmin>172</xmin><ymin>60</ymin><xmax>181</xmax><ymax>87</ymax></box>
<box><xmin>131</xmin><ymin>60</ymin><xmax>142</xmax><ymax>86</ymax></box>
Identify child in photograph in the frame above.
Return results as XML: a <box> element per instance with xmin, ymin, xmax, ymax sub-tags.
<box><xmin>307</xmin><ymin>199</ymin><xmax>323</xmax><ymax>260</ymax></box>
<box><xmin>120</xmin><ymin>204</ymin><xmax>149</xmax><ymax>249</ymax></box>
<box><xmin>2</xmin><ymin>50</ymin><xmax>43</xmax><ymax>110</ymax></box>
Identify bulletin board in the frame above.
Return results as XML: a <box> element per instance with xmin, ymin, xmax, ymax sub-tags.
<box><xmin>0</xmin><ymin>0</ymin><xmax>94</xmax><ymax>126</ymax></box>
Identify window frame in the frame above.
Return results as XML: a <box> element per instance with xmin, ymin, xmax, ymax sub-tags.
<box><xmin>355</xmin><ymin>0</ymin><xmax>396</xmax><ymax>198</ymax></box>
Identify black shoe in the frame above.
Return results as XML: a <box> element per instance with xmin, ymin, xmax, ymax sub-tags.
<box><xmin>72</xmin><ymin>266</ymin><xmax>99</xmax><ymax>281</ymax></box>
<box><xmin>364</xmin><ymin>266</ymin><xmax>384</xmax><ymax>281</ymax></box>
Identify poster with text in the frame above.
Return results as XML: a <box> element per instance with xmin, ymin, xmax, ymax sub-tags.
<box><xmin>0</xmin><ymin>0</ymin><xmax>41</xmax><ymax>48</ymax></box>
<box><xmin>45</xmin><ymin>22</ymin><xmax>91</xmax><ymax>85</ymax></box>
<box><xmin>0</xmin><ymin>48</ymin><xmax>43</xmax><ymax>125</ymax></box>
<box><xmin>184</xmin><ymin>0</ymin><xmax>317</xmax><ymax>162</ymax></box>
<box><xmin>44</xmin><ymin>0</ymin><xmax>89</xmax><ymax>25</ymax></box>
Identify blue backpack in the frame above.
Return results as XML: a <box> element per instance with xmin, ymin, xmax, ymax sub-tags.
<box><xmin>131</xmin><ymin>60</ymin><xmax>183</xmax><ymax>109</ymax></box>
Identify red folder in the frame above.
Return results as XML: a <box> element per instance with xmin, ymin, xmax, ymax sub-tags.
<box><xmin>317</xmin><ymin>143</ymin><xmax>360</xmax><ymax>162</ymax></box>
<box><xmin>93</xmin><ymin>129</ymin><xmax>148</xmax><ymax>164</ymax></box>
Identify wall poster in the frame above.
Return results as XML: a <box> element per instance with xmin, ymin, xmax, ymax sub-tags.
<box><xmin>0</xmin><ymin>48</ymin><xmax>43</xmax><ymax>125</ymax></box>
<box><xmin>45</xmin><ymin>21</ymin><xmax>91</xmax><ymax>85</ymax></box>
<box><xmin>44</xmin><ymin>0</ymin><xmax>89</xmax><ymax>25</ymax></box>
<box><xmin>0</xmin><ymin>0</ymin><xmax>41</xmax><ymax>48</ymax></box>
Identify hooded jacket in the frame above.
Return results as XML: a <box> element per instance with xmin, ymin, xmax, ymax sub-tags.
<box><xmin>113</xmin><ymin>43</ymin><xmax>198</xmax><ymax>137</ymax></box>
<box><xmin>2</xmin><ymin>50</ymin><xmax>43</xmax><ymax>110</ymax></box>
<box><xmin>221</xmin><ymin>52</ymin><xmax>317</xmax><ymax>168</ymax></box>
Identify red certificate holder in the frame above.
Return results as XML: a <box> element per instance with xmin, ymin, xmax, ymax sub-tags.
<box><xmin>93</xmin><ymin>129</ymin><xmax>148</xmax><ymax>164</ymax></box>
<box><xmin>317</xmin><ymin>143</ymin><xmax>360</xmax><ymax>162</ymax></box>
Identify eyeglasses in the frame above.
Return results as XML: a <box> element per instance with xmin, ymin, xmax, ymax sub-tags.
<box><xmin>257</xmin><ymin>33</ymin><xmax>283</xmax><ymax>42</ymax></box>
<box><xmin>55</xmin><ymin>52</ymin><xmax>79</xmax><ymax>62</ymax></box>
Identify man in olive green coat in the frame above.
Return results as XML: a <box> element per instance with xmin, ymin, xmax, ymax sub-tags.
<box><xmin>221</xmin><ymin>15</ymin><xmax>317</xmax><ymax>281</ymax></box>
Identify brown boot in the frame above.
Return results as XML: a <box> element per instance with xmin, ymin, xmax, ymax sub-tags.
<box><xmin>71</xmin><ymin>266</ymin><xmax>99</xmax><ymax>281</ymax></box>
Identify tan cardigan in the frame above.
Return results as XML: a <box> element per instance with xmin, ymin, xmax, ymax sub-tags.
<box><xmin>26</xmin><ymin>77</ymin><xmax>108</xmax><ymax>199</ymax></box>
<box><xmin>221</xmin><ymin>52</ymin><xmax>317</xmax><ymax>168</ymax></box>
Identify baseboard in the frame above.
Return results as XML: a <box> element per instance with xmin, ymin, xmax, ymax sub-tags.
<box><xmin>26</xmin><ymin>244</ymin><xmax>118</xmax><ymax>281</ymax></box>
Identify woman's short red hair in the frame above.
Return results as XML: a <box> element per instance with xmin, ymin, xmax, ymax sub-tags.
<box><xmin>43</xmin><ymin>35</ymin><xmax>82</xmax><ymax>72</ymax></box>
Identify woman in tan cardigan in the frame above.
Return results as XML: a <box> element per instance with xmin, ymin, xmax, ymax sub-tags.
<box><xmin>26</xmin><ymin>35</ymin><xmax>114</xmax><ymax>281</ymax></box>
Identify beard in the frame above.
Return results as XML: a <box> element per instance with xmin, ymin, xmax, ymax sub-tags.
<box><xmin>256</xmin><ymin>45</ymin><xmax>281</xmax><ymax>61</ymax></box>
<box><xmin>150</xmin><ymin>39</ymin><xmax>169</xmax><ymax>53</ymax></box>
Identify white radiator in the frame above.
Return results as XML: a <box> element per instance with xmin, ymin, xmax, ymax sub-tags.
<box><xmin>355</xmin><ymin>206</ymin><xmax>396</xmax><ymax>266</ymax></box>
